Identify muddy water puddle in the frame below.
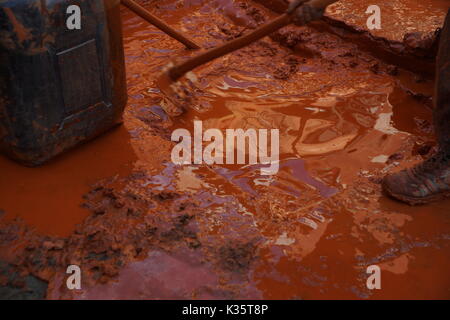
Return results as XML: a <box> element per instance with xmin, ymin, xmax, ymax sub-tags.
<box><xmin>0</xmin><ymin>126</ymin><xmax>136</xmax><ymax>237</ymax></box>
<box><xmin>1</xmin><ymin>0</ymin><xmax>449</xmax><ymax>299</ymax></box>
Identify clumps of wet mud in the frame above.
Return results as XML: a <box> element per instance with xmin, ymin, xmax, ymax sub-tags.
<box><xmin>323</xmin><ymin>17</ymin><xmax>441</xmax><ymax>63</ymax></box>
<box><xmin>0</xmin><ymin>221</ymin><xmax>65</xmax><ymax>276</ymax></box>
<box><xmin>0</xmin><ymin>180</ymin><xmax>169</xmax><ymax>292</ymax></box>
<box><xmin>270</xmin><ymin>24</ymin><xmax>401</xmax><ymax>76</ymax></box>
<box><xmin>215</xmin><ymin>23</ymin><xmax>249</xmax><ymax>41</ymax></box>
<box><xmin>66</xmin><ymin>178</ymin><xmax>203</xmax><ymax>280</ymax></box>
<box><xmin>0</xmin><ymin>261</ymin><xmax>47</xmax><ymax>300</ymax></box>
<box><xmin>237</xmin><ymin>1</ymin><xmax>267</xmax><ymax>25</ymax></box>
<box><xmin>403</xmin><ymin>30</ymin><xmax>441</xmax><ymax>56</ymax></box>
<box><xmin>254</xmin><ymin>0</ymin><xmax>442</xmax><ymax>77</ymax></box>
<box><xmin>218</xmin><ymin>1</ymin><xmax>403</xmax><ymax>79</ymax></box>
<box><xmin>273</xmin><ymin>55</ymin><xmax>303</xmax><ymax>80</ymax></box>
<box><xmin>192</xmin><ymin>37</ymin><xmax>305</xmax><ymax>83</ymax></box>
<box><xmin>0</xmin><ymin>167</ymin><xmax>264</xmax><ymax>299</ymax></box>
<box><xmin>218</xmin><ymin>240</ymin><xmax>259</xmax><ymax>272</ymax></box>
<box><xmin>72</xmin><ymin>173</ymin><xmax>263</xmax><ymax>298</ymax></box>
<box><xmin>211</xmin><ymin>2</ymin><xmax>267</xmax><ymax>41</ymax></box>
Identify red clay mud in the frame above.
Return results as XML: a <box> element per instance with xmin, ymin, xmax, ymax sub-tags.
<box><xmin>256</xmin><ymin>0</ymin><xmax>449</xmax><ymax>75</ymax></box>
<box><xmin>261</xmin><ymin>0</ymin><xmax>449</xmax><ymax>44</ymax></box>
<box><xmin>322</xmin><ymin>0</ymin><xmax>449</xmax><ymax>75</ymax></box>
<box><xmin>0</xmin><ymin>126</ymin><xmax>135</xmax><ymax>237</ymax></box>
<box><xmin>0</xmin><ymin>0</ymin><xmax>449</xmax><ymax>300</ymax></box>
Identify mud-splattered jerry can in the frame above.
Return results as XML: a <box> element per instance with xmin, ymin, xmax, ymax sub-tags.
<box><xmin>0</xmin><ymin>0</ymin><xmax>127</xmax><ymax>166</ymax></box>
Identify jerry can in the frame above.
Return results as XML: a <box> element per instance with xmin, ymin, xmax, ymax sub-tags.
<box><xmin>0</xmin><ymin>0</ymin><xmax>127</xmax><ymax>166</ymax></box>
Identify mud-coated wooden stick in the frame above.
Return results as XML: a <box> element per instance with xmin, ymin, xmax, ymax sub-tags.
<box><xmin>121</xmin><ymin>0</ymin><xmax>201</xmax><ymax>49</ymax></box>
<box><xmin>166</xmin><ymin>0</ymin><xmax>339</xmax><ymax>81</ymax></box>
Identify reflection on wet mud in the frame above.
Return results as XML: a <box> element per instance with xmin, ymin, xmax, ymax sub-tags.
<box><xmin>0</xmin><ymin>0</ymin><xmax>449</xmax><ymax>300</ymax></box>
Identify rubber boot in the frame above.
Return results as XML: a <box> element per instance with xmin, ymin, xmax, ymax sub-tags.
<box><xmin>382</xmin><ymin>9</ymin><xmax>450</xmax><ymax>205</ymax></box>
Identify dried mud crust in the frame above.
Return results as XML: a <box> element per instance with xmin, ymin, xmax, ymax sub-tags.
<box><xmin>323</xmin><ymin>0</ymin><xmax>448</xmax><ymax>55</ymax></box>
<box><xmin>253</xmin><ymin>0</ymin><xmax>446</xmax><ymax>75</ymax></box>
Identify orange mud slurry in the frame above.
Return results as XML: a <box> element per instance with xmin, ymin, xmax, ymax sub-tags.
<box><xmin>1</xmin><ymin>0</ymin><xmax>450</xmax><ymax>299</ymax></box>
<box><xmin>0</xmin><ymin>126</ymin><xmax>136</xmax><ymax>236</ymax></box>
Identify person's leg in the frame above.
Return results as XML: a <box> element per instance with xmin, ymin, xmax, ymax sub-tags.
<box><xmin>382</xmin><ymin>9</ymin><xmax>450</xmax><ymax>205</ymax></box>
<box><xmin>434</xmin><ymin>9</ymin><xmax>450</xmax><ymax>152</ymax></box>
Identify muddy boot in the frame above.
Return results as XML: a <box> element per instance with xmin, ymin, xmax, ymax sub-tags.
<box><xmin>382</xmin><ymin>152</ymin><xmax>450</xmax><ymax>205</ymax></box>
<box><xmin>382</xmin><ymin>9</ymin><xmax>450</xmax><ymax>205</ymax></box>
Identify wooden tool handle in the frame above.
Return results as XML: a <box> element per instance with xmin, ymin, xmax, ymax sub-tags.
<box><xmin>121</xmin><ymin>0</ymin><xmax>201</xmax><ymax>49</ymax></box>
<box><xmin>169</xmin><ymin>13</ymin><xmax>291</xmax><ymax>81</ymax></box>
<box><xmin>167</xmin><ymin>0</ymin><xmax>339</xmax><ymax>81</ymax></box>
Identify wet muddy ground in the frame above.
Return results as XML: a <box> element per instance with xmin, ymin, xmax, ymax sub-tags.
<box><xmin>0</xmin><ymin>0</ymin><xmax>449</xmax><ymax>299</ymax></box>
